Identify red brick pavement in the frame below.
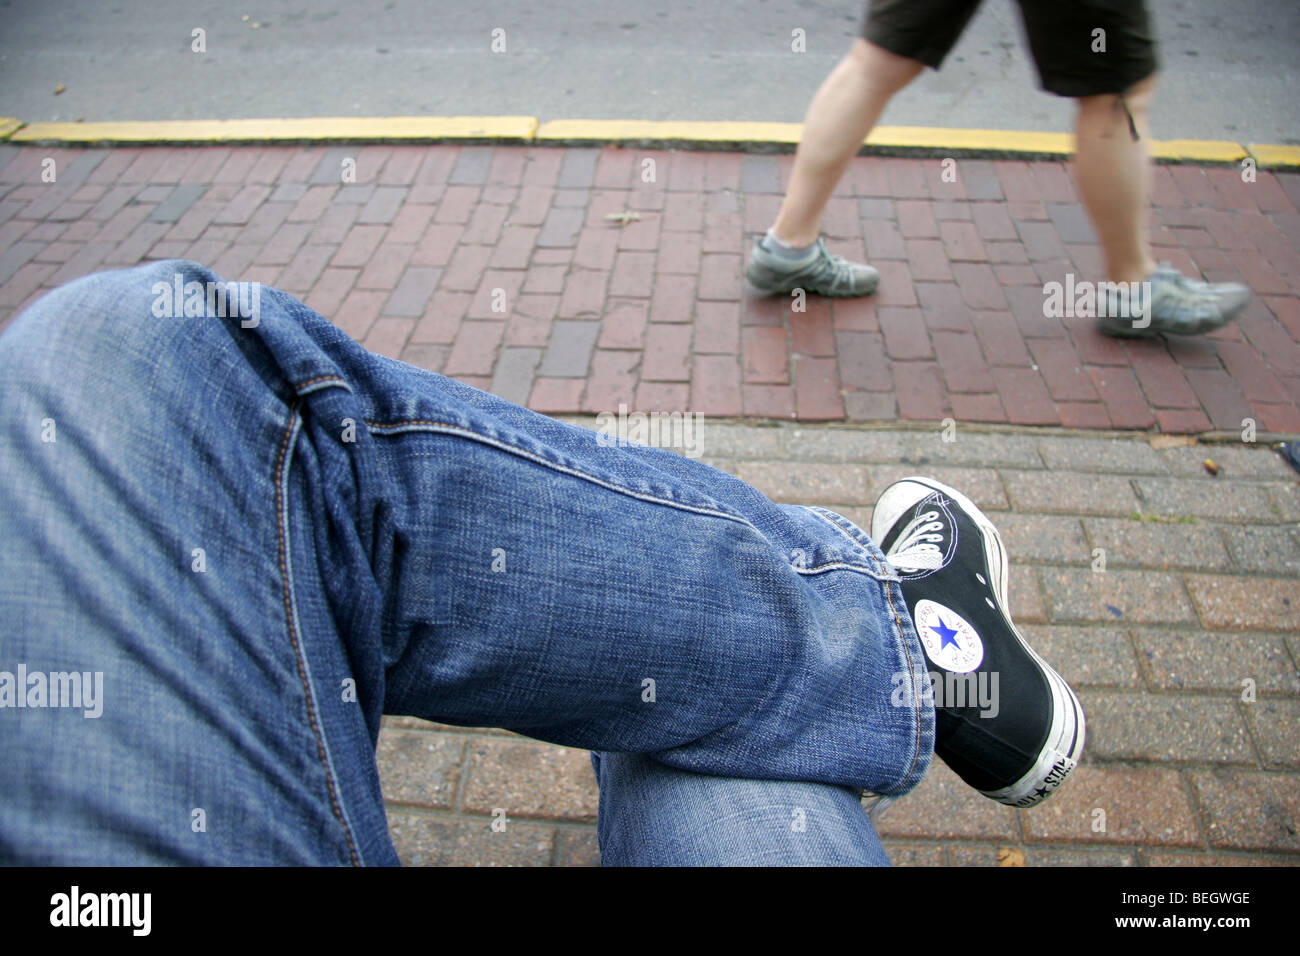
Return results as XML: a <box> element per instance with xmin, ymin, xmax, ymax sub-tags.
<box><xmin>2</xmin><ymin>143</ymin><xmax>1299</xmax><ymax>434</ymax></box>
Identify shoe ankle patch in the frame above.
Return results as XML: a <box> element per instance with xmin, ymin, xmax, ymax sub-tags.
<box><xmin>913</xmin><ymin>599</ymin><xmax>985</xmax><ymax>673</ymax></box>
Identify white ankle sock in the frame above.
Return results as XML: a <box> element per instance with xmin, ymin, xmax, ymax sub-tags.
<box><xmin>763</xmin><ymin>230</ymin><xmax>817</xmax><ymax>261</ymax></box>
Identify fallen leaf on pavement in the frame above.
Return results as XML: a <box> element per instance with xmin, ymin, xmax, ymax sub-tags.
<box><xmin>997</xmin><ymin>846</ymin><xmax>1026</xmax><ymax>867</ymax></box>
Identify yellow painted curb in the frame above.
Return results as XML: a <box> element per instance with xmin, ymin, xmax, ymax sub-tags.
<box><xmin>1248</xmin><ymin>143</ymin><xmax>1300</xmax><ymax>170</ymax></box>
<box><xmin>8</xmin><ymin>116</ymin><xmax>540</xmax><ymax>145</ymax></box>
<box><xmin>536</xmin><ymin>119</ymin><xmax>804</xmax><ymax>145</ymax></box>
<box><xmin>0</xmin><ymin>115</ymin><xmax>1281</xmax><ymax>168</ymax></box>
<box><xmin>866</xmin><ymin>126</ymin><xmax>1074</xmax><ymax>156</ymax></box>
<box><xmin>1149</xmin><ymin>139</ymin><xmax>1248</xmax><ymax>163</ymax></box>
<box><xmin>534</xmin><ymin>120</ymin><xmax>1076</xmax><ymax>156</ymax></box>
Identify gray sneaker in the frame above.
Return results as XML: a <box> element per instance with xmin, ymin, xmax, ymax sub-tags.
<box><xmin>1097</xmin><ymin>264</ymin><xmax>1251</xmax><ymax>338</ymax></box>
<box><xmin>746</xmin><ymin>236</ymin><xmax>880</xmax><ymax>297</ymax></box>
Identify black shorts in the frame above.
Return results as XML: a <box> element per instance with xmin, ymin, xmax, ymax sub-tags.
<box><xmin>862</xmin><ymin>0</ymin><xmax>1158</xmax><ymax>97</ymax></box>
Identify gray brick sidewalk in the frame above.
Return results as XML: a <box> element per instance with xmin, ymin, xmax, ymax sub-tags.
<box><xmin>377</xmin><ymin>419</ymin><xmax>1300</xmax><ymax>866</ymax></box>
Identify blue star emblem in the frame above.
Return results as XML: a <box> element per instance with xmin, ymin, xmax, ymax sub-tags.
<box><xmin>931</xmin><ymin>617</ymin><xmax>961</xmax><ymax>651</ymax></box>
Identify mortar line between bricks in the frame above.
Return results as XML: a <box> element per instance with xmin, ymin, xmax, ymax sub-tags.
<box><xmin>449</xmin><ymin>737</ymin><xmax>471</xmax><ymax>816</ymax></box>
<box><xmin>887</xmin><ymin>839</ymin><xmax>1298</xmax><ymax>862</ymax></box>
<box><xmin>1281</xmin><ymin>634</ymin><xmax>1300</xmax><ymax>678</ymax></box>
<box><xmin>992</xmin><ymin>468</ymin><xmax>1013</xmax><ymax>519</ymax></box>
<box><xmin>1085</xmin><ymin>756</ymin><xmax>1283</xmax><ymax>773</ymax></box>
<box><xmin>1234</xmin><ymin>694</ymin><xmax>1269</xmax><ymax>770</ymax></box>
<box><xmin>1025</xmin><ymin>564</ymin><xmax>1048</xmax><ymax>629</ymax></box>
<box><xmin>1135</xmin><ymin>848</ymin><xmax>1297</xmax><ymax>862</ymax></box>
<box><xmin>553</xmin><ymin>416</ymin><xmax>1300</xmax><ymax>446</ymax></box>
<box><xmin>1177</xmin><ymin>570</ymin><xmax>1209</xmax><ymax>631</ymax></box>
<box><xmin>1120</xmin><ymin>477</ymin><xmax>1300</xmax><ymax>491</ymax></box>
<box><xmin>383</xmin><ymin>803</ymin><xmax>597</xmax><ymax>831</ymax></box>
<box><xmin>1209</xmin><ymin>524</ymin><xmax>1241</xmax><ymax>575</ymax></box>
<box><xmin>723</xmin><ymin>463</ymin><xmax>1293</xmax><ymax>485</ymax></box>
<box><xmin>1014</xmin><ymin>642</ymin><xmax>1298</xmax><ymax>693</ymax></box>
<box><xmin>1018</xmin><ymin>560</ymin><xmax>1298</xmax><ymax>576</ymax></box>
<box><xmin>1177</xmin><ymin>769</ymin><xmax>1217</xmax><ymax>855</ymax></box>
<box><xmin>889</xmin><ymin>835</ymin><xmax>1290</xmax><ymax>853</ymax></box>
<box><xmin>1078</xmin><ymin>517</ymin><xmax>1099</xmax><ymax>562</ymax></box>
<box><xmin>1012</xmin><ymin>802</ymin><xmax>1028</xmax><ymax>850</ymax></box>
<box><xmin>1124</xmin><ymin>627</ymin><xmax>1159</xmax><ymax>695</ymax></box>
<box><xmin>1123</xmin><ymin>475</ymin><xmax>1145</xmax><ymax>516</ymax></box>
<box><xmin>1082</xmin><ymin>687</ymin><xmax>1300</xmax><ymax>701</ymax></box>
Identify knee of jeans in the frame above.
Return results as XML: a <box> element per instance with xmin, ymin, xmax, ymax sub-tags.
<box><xmin>1</xmin><ymin>259</ymin><xmax>233</xmax><ymax>379</ymax></box>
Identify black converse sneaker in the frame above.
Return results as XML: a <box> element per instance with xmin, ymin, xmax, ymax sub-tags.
<box><xmin>871</xmin><ymin>477</ymin><xmax>1084</xmax><ymax>808</ymax></box>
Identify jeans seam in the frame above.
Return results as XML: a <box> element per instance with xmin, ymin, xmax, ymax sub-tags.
<box><xmin>881</xmin><ymin>576</ymin><xmax>928</xmax><ymax>795</ymax></box>
<box><xmin>363</xmin><ymin>418</ymin><xmax>757</xmax><ymax>530</ymax></box>
<box><xmin>275</xmin><ymin>403</ymin><xmax>362</xmax><ymax>866</ymax></box>
<box><xmin>804</xmin><ymin>505</ymin><xmax>898</xmax><ymax>580</ymax></box>
<box><xmin>295</xmin><ymin>374</ymin><xmax>350</xmax><ymax>396</ymax></box>
<box><xmin>792</xmin><ymin>561</ymin><xmax>892</xmax><ymax>579</ymax></box>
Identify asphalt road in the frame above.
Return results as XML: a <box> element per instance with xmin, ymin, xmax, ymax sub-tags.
<box><xmin>0</xmin><ymin>0</ymin><xmax>1296</xmax><ymax>142</ymax></box>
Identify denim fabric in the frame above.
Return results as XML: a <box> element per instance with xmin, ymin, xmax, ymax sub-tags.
<box><xmin>0</xmin><ymin>260</ymin><xmax>933</xmax><ymax>865</ymax></box>
<box><xmin>592</xmin><ymin>752</ymin><xmax>891</xmax><ymax>866</ymax></box>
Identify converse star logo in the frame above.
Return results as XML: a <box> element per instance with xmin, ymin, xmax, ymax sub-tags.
<box><xmin>913</xmin><ymin>599</ymin><xmax>984</xmax><ymax>673</ymax></box>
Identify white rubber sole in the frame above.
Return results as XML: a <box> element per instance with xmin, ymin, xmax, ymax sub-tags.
<box><xmin>872</xmin><ymin>477</ymin><xmax>1085</xmax><ymax>808</ymax></box>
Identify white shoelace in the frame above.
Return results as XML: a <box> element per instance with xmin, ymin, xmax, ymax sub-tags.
<box><xmin>885</xmin><ymin>509</ymin><xmax>946</xmax><ymax>572</ymax></box>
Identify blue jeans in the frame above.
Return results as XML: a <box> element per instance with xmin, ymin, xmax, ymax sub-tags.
<box><xmin>0</xmin><ymin>261</ymin><xmax>934</xmax><ymax>865</ymax></box>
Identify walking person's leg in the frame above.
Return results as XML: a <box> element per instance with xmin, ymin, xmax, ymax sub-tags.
<box><xmin>747</xmin><ymin>1</ymin><xmax>979</xmax><ymax>297</ymax></box>
<box><xmin>750</xmin><ymin>0</ymin><xmax>1252</xmax><ymax>340</ymax></box>
<box><xmin>767</xmin><ymin>39</ymin><xmax>924</xmax><ymax>251</ymax></box>
<box><xmin>1073</xmin><ymin>75</ymin><xmax>1159</xmax><ymax>287</ymax></box>
<box><xmin>1017</xmin><ymin>0</ymin><xmax>1250</xmax><ymax>337</ymax></box>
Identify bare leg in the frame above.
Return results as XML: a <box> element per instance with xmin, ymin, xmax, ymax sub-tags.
<box><xmin>1073</xmin><ymin>74</ymin><xmax>1159</xmax><ymax>285</ymax></box>
<box><xmin>1076</xmin><ymin>72</ymin><xmax>1249</xmax><ymax>337</ymax></box>
<box><xmin>770</xmin><ymin>39</ymin><xmax>925</xmax><ymax>247</ymax></box>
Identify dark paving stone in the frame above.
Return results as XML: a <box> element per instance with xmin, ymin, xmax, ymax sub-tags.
<box><xmin>147</xmin><ymin>183</ymin><xmax>207</xmax><ymax>223</ymax></box>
